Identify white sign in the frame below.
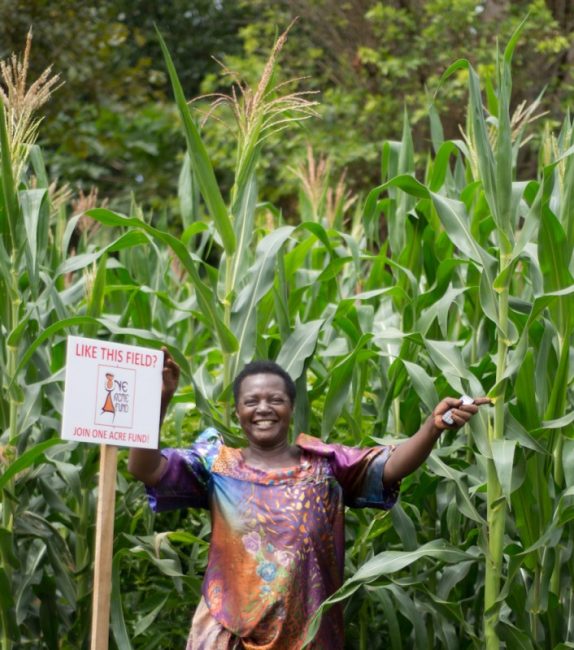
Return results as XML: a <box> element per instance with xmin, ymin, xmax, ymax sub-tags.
<box><xmin>61</xmin><ymin>336</ymin><xmax>164</xmax><ymax>449</ymax></box>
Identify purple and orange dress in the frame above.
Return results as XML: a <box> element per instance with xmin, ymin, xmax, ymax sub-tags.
<box><xmin>146</xmin><ymin>428</ymin><xmax>399</xmax><ymax>649</ymax></box>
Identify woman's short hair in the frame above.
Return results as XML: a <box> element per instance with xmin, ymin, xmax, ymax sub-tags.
<box><xmin>233</xmin><ymin>361</ymin><xmax>297</xmax><ymax>405</ymax></box>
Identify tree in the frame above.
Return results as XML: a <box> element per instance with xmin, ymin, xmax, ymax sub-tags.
<box><xmin>0</xmin><ymin>0</ymin><xmax>253</xmax><ymax>211</ymax></box>
<box><xmin>196</xmin><ymin>0</ymin><xmax>573</xmax><ymax>213</ymax></box>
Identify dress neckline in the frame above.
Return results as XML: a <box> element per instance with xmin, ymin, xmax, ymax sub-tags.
<box><xmin>217</xmin><ymin>445</ymin><xmax>312</xmax><ymax>482</ymax></box>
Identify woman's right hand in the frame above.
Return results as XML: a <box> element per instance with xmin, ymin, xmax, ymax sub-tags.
<box><xmin>128</xmin><ymin>347</ymin><xmax>177</xmax><ymax>485</ymax></box>
<box><xmin>161</xmin><ymin>347</ymin><xmax>180</xmax><ymax>415</ymax></box>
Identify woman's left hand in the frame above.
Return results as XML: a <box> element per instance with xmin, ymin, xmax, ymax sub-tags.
<box><xmin>432</xmin><ymin>396</ymin><xmax>492</xmax><ymax>431</ymax></box>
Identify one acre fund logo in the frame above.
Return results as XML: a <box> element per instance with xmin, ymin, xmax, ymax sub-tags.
<box><xmin>61</xmin><ymin>336</ymin><xmax>163</xmax><ymax>449</ymax></box>
<box><xmin>95</xmin><ymin>366</ymin><xmax>136</xmax><ymax>427</ymax></box>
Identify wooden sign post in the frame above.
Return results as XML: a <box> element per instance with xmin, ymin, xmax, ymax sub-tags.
<box><xmin>61</xmin><ymin>336</ymin><xmax>164</xmax><ymax>650</ymax></box>
<box><xmin>90</xmin><ymin>444</ymin><xmax>118</xmax><ymax>650</ymax></box>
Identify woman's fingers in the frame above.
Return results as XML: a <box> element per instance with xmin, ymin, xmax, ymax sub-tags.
<box><xmin>471</xmin><ymin>397</ymin><xmax>492</xmax><ymax>406</ymax></box>
<box><xmin>435</xmin><ymin>395</ymin><xmax>492</xmax><ymax>429</ymax></box>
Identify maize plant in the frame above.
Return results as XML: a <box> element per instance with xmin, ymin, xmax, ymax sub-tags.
<box><xmin>305</xmin><ymin>19</ymin><xmax>574</xmax><ymax>649</ymax></box>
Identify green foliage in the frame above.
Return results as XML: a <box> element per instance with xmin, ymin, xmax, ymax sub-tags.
<box><xmin>196</xmin><ymin>0</ymin><xmax>573</xmax><ymax>210</ymax></box>
<box><xmin>1</xmin><ymin>10</ymin><xmax>574</xmax><ymax>650</ymax></box>
<box><xmin>0</xmin><ymin>0</ymin><xmax>252</xmax><ymax>212</ymax></box>
<box><xmin>5</xmin><ymin>0</ymin><xmax>574</xmax><ymax>218</ymax></box>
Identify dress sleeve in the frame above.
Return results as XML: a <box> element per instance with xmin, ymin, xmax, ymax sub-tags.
<box><xmin>145</xmin><ymin>428</ymin><xmax>222</xmax><ymax>512</ymax></box>
<box><xmin>296</xmin><ymin>434</ymin><xmax>400</xmax><ymax>509</ymax></box>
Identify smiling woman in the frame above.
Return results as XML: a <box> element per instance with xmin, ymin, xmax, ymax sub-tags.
<box><xmin>128</xmin><ymin>354</ymin><xmax>488</xmax><ymax>649</ymax></box>
<box><xmin>234</xmin><ymin>367</ymin><xmax>298</xmax><ymax>469</ymax></box>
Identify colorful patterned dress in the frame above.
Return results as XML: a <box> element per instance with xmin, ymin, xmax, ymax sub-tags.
<box><xmin>146</xmin><ymin>428</ymin><xmax>399</xmax><ymax>649</ymax></box>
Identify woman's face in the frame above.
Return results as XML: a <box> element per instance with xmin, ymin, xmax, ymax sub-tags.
<box><xmin>235</xmin><ymin>373</ymin><xmax>293</xmax><ymax>450</ymax></box>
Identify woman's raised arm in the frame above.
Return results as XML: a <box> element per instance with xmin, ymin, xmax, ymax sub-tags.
<box><xmin>127</xmin><ymin>347</ymin><xmax>180</xmax><ymax>486</ymax></box>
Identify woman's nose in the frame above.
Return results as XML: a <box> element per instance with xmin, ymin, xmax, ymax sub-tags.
<box><xmin>255</xmin><ymin>401</ymin><xmax>272</xmax><ymax>413</ymax></box>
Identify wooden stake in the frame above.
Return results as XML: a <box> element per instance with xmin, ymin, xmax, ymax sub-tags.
<box><xmin>90</xmin><ymin>444</ymin><xmax>118</xmax><ymax>650</ymax></box>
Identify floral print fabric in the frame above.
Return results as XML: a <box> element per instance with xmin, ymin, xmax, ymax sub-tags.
<box><xmin>187</xmin><ymin>597</ymin><xmax>240</xmax><ymax>649</ymax></box>
<box><xmin>147</xmin><ymin>428</ymin><xmax>398</xmax><ymax>649</ymax></box>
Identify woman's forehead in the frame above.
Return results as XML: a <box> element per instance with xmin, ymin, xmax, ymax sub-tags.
<box><xmin>238</xmin><ymin>373</ymin><xmax>287</xmax><ymax>395</ymax></box>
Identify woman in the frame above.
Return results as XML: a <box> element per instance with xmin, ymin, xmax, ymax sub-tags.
<box><xmin>128</xmin><ymin>351</ymin><xmax>489</xmax><ymax>649</ymax></box>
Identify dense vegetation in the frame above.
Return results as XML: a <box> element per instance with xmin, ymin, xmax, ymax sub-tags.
<box><xmin>1</xmin><ymin>3</ymin><xmax>573</xmax><ymax>649</ymax></box>
<box><xmin>2</xmin><ymin>1</ymin><xmax>574</xmax><ymax>210</ymax></box>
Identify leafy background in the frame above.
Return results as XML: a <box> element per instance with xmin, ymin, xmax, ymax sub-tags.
<box><xmin>0</xmin><ymin>1</ymin><xmax>573</xmax><ymax>649</ymax></box>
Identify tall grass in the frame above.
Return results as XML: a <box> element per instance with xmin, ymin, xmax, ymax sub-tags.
<box><xmin>1</xmin><ymin>23</ymin><xmax>573</xmax><ymax>650</ymax></box>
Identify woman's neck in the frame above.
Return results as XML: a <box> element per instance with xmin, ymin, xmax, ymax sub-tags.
<box><xmin>242</xmin><ymin>443</ymin><xmax>300</xmax><ymax>470</ymax></box>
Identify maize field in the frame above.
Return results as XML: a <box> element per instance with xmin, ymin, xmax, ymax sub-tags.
<box><xmin>0</xmin><ymin>20</ymin><xmax>573</xmax><ymax>650</ymax></box>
